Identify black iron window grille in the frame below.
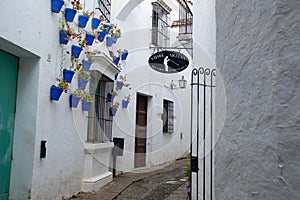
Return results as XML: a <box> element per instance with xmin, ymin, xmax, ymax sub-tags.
<box><xmin>87</xmin><ymin>72</ymin><xmax>114</xmax><ymax>143</ymax></box>
<box><xmin>163</xmin><ymin>99</ymin><xmax>174</xmax><ymax>134</ymax></box>
<box><xmin>179</xmin><ymin>0</ymin><xmax>193</xmax><ymax>35</ymax></box>
<box><xmin>151</xmin><ymin>2</ymin><xmax>170</xmax><ymax>47</ymax></box>
<box><xmin>97</xmin><ymin>0</ymin><xmax>111</xmax><ymax>22</ymax></box>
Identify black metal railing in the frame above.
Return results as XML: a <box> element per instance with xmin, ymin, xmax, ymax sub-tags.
<box><xmin>179</xmin><ymin>0</ymin><xmax>193</xmax><ymax>35</ymax></box>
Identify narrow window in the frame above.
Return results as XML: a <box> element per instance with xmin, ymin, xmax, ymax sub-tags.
<box><xmin>179</xmin><ymin>0</ymin><xmax>193</xmax><ymax>35</ymax></box>
<box><xmin>163</xmin><ymin>99</ymin><xmax>174</xmax><ymax>134</ymax></box>
<box><xmin>87</xmin><ymin>71</ymin><xmax>114</xmax><ymax>143</ymax></box>
<box><xmin>151</xmin><ymin>1</ymin><xmax>170</xmax><ymax>47</ymax></box>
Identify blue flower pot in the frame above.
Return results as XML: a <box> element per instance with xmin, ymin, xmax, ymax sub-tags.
<box><xmin>63</xmin><ymin>69</ymin><xmax>75</xmax><ymax>83</ymax></box>
<box><xmin>82</xmin><ymin>59</ymin><xmax>92</xmax><ymax>71</ymax></box>
<box><xmin>91</xmin><ymin>18</ymin><xmax>101</xmax><ymax>29</ymax></box>
<box><xmin>59</xmin><ymin>30</ymin><xmax>70</xmax><ymax>44</ymax></box>
<box><xmin>98</xmin><ymin>31</ymin><xmax>107</xmax><ymax>42</ymax></box>
<box><xmin>114</xmin><ymin>73</ymin><xmax>119</xmax><ymax>80</ymax></box>
<box><xmin>106</xmin><ymin>36</ymin><xmax>113</xmax><ymax>47</ymax></box>
<box><xmin>109</xmin><ymin>107</ymin><xmax>117</xmax><ymax>117</ymax></box>
<box><xmin>107</xmin><ymin>93</ymin><xmax>115</xmax><ymax>102</ymax></box>
<box><xmin>71</xmin><ymin>45</ymin><xmax>83</xmax><ymax>58</ymax></box>
<box><xmin>78</xmin><ymin>15</ymin><xmax>89</xmax><ymax>28</ymax></box>
<box><xmin>65</xmin><ymin>8</ymin><xmax>76</xmax><ymax>22</ymax></box>
<box><xmin>69</xmin><ymin>95</ymin><xmax>80</xmax><ymax>108</ymax></box>
<box><xmin>103</xmin><ymin>24</ymin><xmax>111</xmax><ymax>33</ymax></box>
<box><xmin>85</xmin><ymin>33</ymin><xmax>95</xmax><ymax>46</ymax></box>
<box><xmin>82</xmin><ymin>100</ymin><xmax>91</xmax><ymax>111</ymax></box>
<box><xmin>113</xmin><ymin>56</ymin><xmax>120</xmax><ymax>65</ymax></box>
<box><xmin>78</xmin><ymin>78</ymin><xmax>88</xmax><ymax>89</ymax></box>
<box><xmin>121</xmin><ymin>52</ymin><xmax>128</xmax><ymax>60</ymax></box>
<box><xmin>50</xmin><ymin>85</ymin><xmax>63</xmax><ymax>101</ymax></box>
<box><xmin>116</xmin><ymin>81</ymin><xmax>123</xmax><ymax>90</ymax></box>
<box><xmin>51</xmin><ymin>0</ymin><xmax>64</xmax><ymax>13</ymax></box>
<box><xmin>122</xmin><ymin>99</ymin><xmax>129</xmax><ymax>108</ymax></box>
<box><xmin>112</xmin><ymin>35</ymin><xmax>119</xmax><ymax>43</ymax></box>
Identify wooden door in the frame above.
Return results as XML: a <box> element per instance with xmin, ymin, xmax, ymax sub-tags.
<box><xmin>0</xmin><ymin>51</ymin><xmax>18</xmax><ymax>200</ymax></box>
<box><xmin>134</xmin><ymin>94</ymin><xmax>148</xmax><ymax>168</ymax></box>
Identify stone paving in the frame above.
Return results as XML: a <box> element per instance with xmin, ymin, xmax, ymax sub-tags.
<box><xmin>70</xmin><ymin>158</ymin><xmax>190</xmax><ymax>200</ymax></box>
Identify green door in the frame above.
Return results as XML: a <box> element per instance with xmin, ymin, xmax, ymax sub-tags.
<box><xmin>0</xmin><ymin>51</ymin><xmax>18</xmax><ymax>200</ymax></box>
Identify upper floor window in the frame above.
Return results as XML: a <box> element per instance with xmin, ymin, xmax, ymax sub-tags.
<box><xmin>151</xmin><ymin>1</ymin><xmax>171</xmax><ymax>47</ymax></box>
<box><xmin>97</xmin><ymin>0</ymin><xmax>111</xmax><ymax>22</ymax></box>
<box><xmin>179</xmin><ymin>0</ymin><xmax>193</xmax><ymax>34</ymax></box>
<box><xmin>162</xmin><ymin>99</ymin><xmax>174</xmax><ymax>134</ymax></box>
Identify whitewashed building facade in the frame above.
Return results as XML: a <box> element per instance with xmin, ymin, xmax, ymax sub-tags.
<box><xmin>0</xmin><ymin>0</ymin><xmax>193</xmax><ymax>199</ymax></box>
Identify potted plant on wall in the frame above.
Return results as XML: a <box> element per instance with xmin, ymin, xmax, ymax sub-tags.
<box><xmin>50</xmin><ymin>78</ymin><xmax>69</xmax><ymax>101</ymax></box>
<box><xmin>122</xmin><ymin>95</ymin><xmax>130</xmax><ymax>108</ymax></box>
<box><xmin>116</xmin><ymin>74</ymin><xmax>129</xmax><ymax>90</ymax></box>
<box><xmin>69</xmin><ymin>88</ymin><xmax>82</xmax><ymax>108</ymax></box>
<box><xmin>109</xmin><ymin>102</ymin><xmax>119</xmax><ymax>117</ymax></box>
<box><xmin>97</xmin><ymin>21</ymin><xmax>110</xmax><ymax>42</ymax></box>
<box><xmin>91</xmin><ymin>15</ymin><xmax>102</xmax><ymax>29</ymax></box>
<box><xmin>85</xmin><ymin>31</ymin><xmax>95</xmax><ymax>46</ymax></box>
<box><xmin>77</xmin><ymin>69</ymin><xmax>90</xmax><ymax>89</ymax></box>
<box><xmin>65</xmin><ymin>0</ymin><xmax>83</xmax><ymax>22</ymax></box>
<box><xmin>59</xmin><ymin>22</ymin><xmax>81</xmax><ymax>45</ymax></box>
<box><xmin>78</xmin><ymin>10</ymin><xmax>94</xmax><ymax>28</ymax></box>
<box><xmin>82</xmin><ymin>51</ymin><xmax>96</xmax><ymax>71</ymax></box>
<box><xmin>51</xmin><ymin>0</ymin><xmax>64</xmax><ymax>13</ymax></box>
<box><xmin>71</xmin><ymin>37</ymin><xmax>86</xmax><ymax>58</ymax></box>
<box><xmin>107</xmin><ymin>89</ymin><xmax>117</xmax><ymax>102</ymax></box>
<box><xmin>81</xmin><ymin>91</ymin><xmax>93</xmax><ymax>111</ymax></box>
<box><xmin>62</xmin><ymin>55</ymin><xmax>82</xmax><ymax>83</ymax></box>
<box><xmin>121</xmin><ymin>49</ymin><xmax>129</xmax><ymax>60</ymax></box>
<box><xmin>112</xmin><ymin>28</ymin><xmax>121</xmax><ymax>43</ymax></box>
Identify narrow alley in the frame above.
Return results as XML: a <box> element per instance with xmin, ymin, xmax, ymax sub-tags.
<box><xmin>69</xmin><ymin>158</ymin><xmax>189</xmax><ymax>200</ymax></box>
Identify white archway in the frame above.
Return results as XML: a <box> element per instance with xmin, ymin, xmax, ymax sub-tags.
<box><xmin>116</xmin><ymin>0</ymin><xmax>145</xmax><ymax>21</ymax></box>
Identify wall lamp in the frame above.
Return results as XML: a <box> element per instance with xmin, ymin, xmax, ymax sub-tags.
<box><xmin>168</xmin><ymin>76</ymin><xmax>187</xmax><ymax>89</ymax></box>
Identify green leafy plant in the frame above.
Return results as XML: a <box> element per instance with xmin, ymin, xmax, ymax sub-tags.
<box><xmin>124</xmin><ymin>94</ymin><xmax>131</xmax><ymax>102</ymax></box>
<box><xmin>78</xmin><ymin>38</ymin><xmax>87</xmax><ymax>48</ymax></box>
<box><xmin>70</xmin><ymin>56</ymin><xmax>82</xmax><ymax>72</ymax></box>
<box><xmin>112</xmin><ymin>102</ymin><xmax>120</xmax><ymax>109</ymax></box>
<box><xmin>56</xmin><ymin>78</ymin><xmax>69</xmax><ymax>93</ymax></box>
<box><xmin>118</xmin><ymin>75</ymin><xmax>130</xmax><ymax>87</ymax></box>
<box><xmin>83</xmin><ymin>10</ymin><xmax>94</xmax><ymax>18</ymax></box>
<box><xmin>71</xmin><ymin>88</ymin><xmax>82</xmax><ymax>97</ymax></box>
<box><xmin>82</xmin><ymin>91</ymin><xmax>93</xmax><ymax>102</ymax></box>
<box><xmin>112</xmin><ymin>88</ymin><xmax>118</xmax><ymax>96</ymax></box>
<box><xmin>78</xmin><ymin>69</ymin><xmax>90</xmax><ymax>80</ymax></box>
<box><xmin>85</xmin><ymin>51</ymin><xmax>96</xmax><ymax>61</ymax></box>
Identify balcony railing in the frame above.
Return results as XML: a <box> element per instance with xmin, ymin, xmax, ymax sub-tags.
<box><xmin>179</xmin><ymin>0</ymin><xmax>193</xmax><ymax>35</ymax></box>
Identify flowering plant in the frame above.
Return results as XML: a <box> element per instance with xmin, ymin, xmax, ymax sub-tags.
<box><xmin>71</xmin><ymin>0</ymin><xmax>83</xmax><ymax>10</ymax></box>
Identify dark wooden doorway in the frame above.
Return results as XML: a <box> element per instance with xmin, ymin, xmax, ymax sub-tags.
<box><xmin>134</xmin><ymin>94</ymin><xmax>148</xmax><ymax>168</ymax></box>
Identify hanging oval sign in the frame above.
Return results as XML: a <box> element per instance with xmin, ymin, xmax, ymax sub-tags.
<box><xmin>148</xmin><ymin>50</ymin><xmax>189</xmax><ymax>73</ymax></box>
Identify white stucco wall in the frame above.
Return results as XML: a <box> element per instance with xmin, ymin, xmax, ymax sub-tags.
<box><xmin>192</xmin><ymin>0</ymin><xmax>218</xmax><ymax>199</ymax></box>
<box><xmin>0</xmin><ymin>0</ymin><xmax>193</xmax><ymax>199</ymax></box>
<box><xmin>0</xmin><ymin>0</ymin><xmax>110</xmax><ymax>199</ymax></box>
<box><xmin>110</xmin><ymin>0</ymin><xmax>192</xmax><ymax>173</ymax></box>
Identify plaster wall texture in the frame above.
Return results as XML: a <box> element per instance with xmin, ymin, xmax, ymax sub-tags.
<box><xmin>0</xmin><ymin>0</ymin><xmax>109</xmax><ymax>199</ymax></box>
<box><xmin>214</xmin><ymin>0</ymin><xmax>300</xmax><ymax>199</ymax></box>
<box><xmin>0</xmin><ymin>0</ymin><xmax>192</xmax><ymax>199</ymax></box>
<box><xmin>193</xmin><ymin>0</ymin><xmax>216</xmax><ymax>63</ymax></box>
<box><xmin>110</xmin><ymin>0</ymin><xmax>192</xmax><ymax>173</ymax></box>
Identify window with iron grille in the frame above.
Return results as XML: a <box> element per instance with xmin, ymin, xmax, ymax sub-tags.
<box><xmin>87</xmin><ymin>71</ymin><xmax>114</xmax><ymax>143</ymax></box>
<box><xmin>179</xmin><ymin>1</ymin><xmax>193</xmax><ymax>34</ymax></box>
<box><xmin>97</xmin><ymin>0</ymin><xmax>111</xmax><ymax>22</ymax></box>
<box><xmin>163</xmin><ymin>99</ymin><xmax>174</xmax><ymax>134</ymax></box>
<box><xmin>151</xmin><ymin>2</ymin><xmax>170</xmax><ymax>47</ymax></box>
